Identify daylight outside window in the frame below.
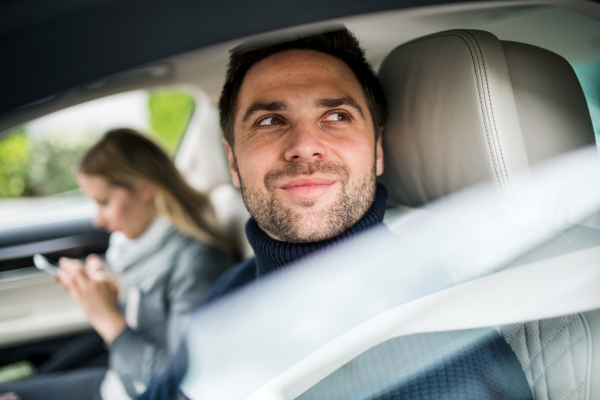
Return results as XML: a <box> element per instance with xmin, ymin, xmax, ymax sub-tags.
<box><xmin>0</xmin><ymin>88</ymin><xmax>196</xmax><ymax>227</ymax></box>
<box><xmin>574</xmin><ymin>61</ymin><xmax>600</xmax><ymax>141</ymax></box>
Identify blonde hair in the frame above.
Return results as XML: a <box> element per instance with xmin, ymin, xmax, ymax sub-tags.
<box><xmin>79</xmin><ymin>128</ymin><xmax>234</xmax><ymax>255</ymax></box>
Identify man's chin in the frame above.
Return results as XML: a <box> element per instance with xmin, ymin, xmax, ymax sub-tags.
<box><xmin>242</xmin><ymin>172</ymin><xmax>376</xmax><ymax>243</ymax></box>
<box><xmin>267</xmin><ymin>226</ymin><xmax>345</xmax><ymax>243</ymax></box>
<box><xmin>261</xmin><ymin>207</ymin><xmax>352</xmax><ymax>243</ymax></box>
<box><xmin>277</xmin><ymin>183</ymin><xmax>339</xmax><ymax>208</ymax></box>
<box><xmin>283</xmin><ymin>194</ymin><xmax>337</xmax><ymax>210</ymax></box>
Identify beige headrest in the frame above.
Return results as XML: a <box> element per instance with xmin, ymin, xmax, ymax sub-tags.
<box><xmin>378</xmin><ymin>29</ymin><xmax>595</xmax><ymax>207</ymax></box>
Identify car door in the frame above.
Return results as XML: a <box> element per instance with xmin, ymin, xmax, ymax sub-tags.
<box><xmin>0</xmin><ymin>76</ymin><xmax>220</xmax><ymax>376</ymax></box>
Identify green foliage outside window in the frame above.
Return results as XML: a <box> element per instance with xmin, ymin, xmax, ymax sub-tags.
<box><xmin>27</xmin><ymin>138</ymin><xmax>90</xmax><ymax>196</ymax></box>
<box><xmin>0</xmin><ymin>130</ymin><xmax>30</xmax><ymax>197</ymax></box>
<box><xmin>148</xmin><ymin>90</ymin><xmax>195</xmax><ymax>153</ymax></box>
<box><xmin>0</xmin><ymin>89</ymin><xmax>195</xmax><ymax>198</ymax></box>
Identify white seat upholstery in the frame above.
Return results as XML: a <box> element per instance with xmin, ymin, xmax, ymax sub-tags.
<box><xmin>378</xmin><ymin>29</ymin><xmax>594</xmax><ymax>209</ymax></box>
<box><xmin>498</xmin><ymin>315</ymin><xmax>589</xmax><ymax>400</ymax></box>
<box><xmin>377</xmin><ymin>29</ymin><xmax>598</xmax><ymax>399</ymax></box>
<box><xmin>175</xmin><ymin>91</ymin><xmax>252</xmax><ymax>259</ymax></box>
<box><xmin>209</xmin><ymin>183</ymin><xmax>253</xmax><ymax>259</ymax></box>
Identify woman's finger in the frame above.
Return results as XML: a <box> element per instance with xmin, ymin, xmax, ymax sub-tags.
<box><xmin>59</xmin><ymin>257</ymin><xmax>84</xmax><ymax>272</ymax></box>
<box><xmin>71</xmin><ymin>268</ymin><xmax>91</xmax><ymax>289</ymax></box>
<box><xmin>85</xmin><ymin>254</ymin><xmax>111</xmax><ymax>281</ymax></box>
<box><xmin>85</xmin><ymin>254</ymin><xmax>103</xmax><ymax>271</ymax></box>
<box><xmin>60</xmin><ymin>266</ymin><xmax>90</xmax><ymax>292</ymax></box>
<box><xmin>58</xmin><ymin>258</ymin><xmax>85</xmax><ymax>284</ymax></box>
<box><xmin>57</xmin><ymin>268</ymin><xmax>76</xmax><ymax>290</ymax></box>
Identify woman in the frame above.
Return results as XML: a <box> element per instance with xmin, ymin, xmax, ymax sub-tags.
<box><xmin>0</xmin><ymin>129</ymin><xmax>235</xmax><ymax>400</ymax></box>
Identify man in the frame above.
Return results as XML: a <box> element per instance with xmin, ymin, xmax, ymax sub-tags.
<box><xmin>203</xmin><ymin>28</ymin><xmax>388</xmax><ymax>302</ymax></box>
<box><xmin>139</xmin><ymin>27</ymin><xmax>532</xmax><ymax>400</ymax></box>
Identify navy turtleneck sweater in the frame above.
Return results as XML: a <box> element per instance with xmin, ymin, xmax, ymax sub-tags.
<box><xmin>203</xmin><ymin>182</ymin><xmax>388</xmax><ymax>304</ymax></box>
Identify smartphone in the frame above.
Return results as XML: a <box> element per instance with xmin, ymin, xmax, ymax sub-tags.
<box><xmin>33</xmin><ymin>254</ymin><xmax>59</xmax><ymax>276</ymax></box>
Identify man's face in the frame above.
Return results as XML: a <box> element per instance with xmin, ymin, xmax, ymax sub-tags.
<box><xmin>225</xmin><ymin>49</ymin><xmax>384</xmax><ymax>243</ymax></box>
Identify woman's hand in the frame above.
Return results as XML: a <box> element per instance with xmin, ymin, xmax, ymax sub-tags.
<box><xmin>57</xmin><ymin>255</ymin><xmax>126</xmax><ymax>344</ymax></box>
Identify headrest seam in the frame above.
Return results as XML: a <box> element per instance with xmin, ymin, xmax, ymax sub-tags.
<box><xmin>468</xmin><ymin>31</ymin><xmax>518</xmax><ymax>219</ymax></box>
<box><xmin>425</xmin><ymin>30</ymin><xmax>517</xmax><ymax>219</ymax></box>
<box><xmin>424</xmin><ymin>32</ymin><xmax>503</xmax><ymax>186</ymax></box>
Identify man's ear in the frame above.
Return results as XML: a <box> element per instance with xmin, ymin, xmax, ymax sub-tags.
<box><xmin>223</xmin><ymin>139</ymin><xmax>241</xmax><ymax>188</ymax></box>
<box><xmin>375</xmin><ymin>128</ymin><xmax>384</xmax><ymax>176</ymax></box>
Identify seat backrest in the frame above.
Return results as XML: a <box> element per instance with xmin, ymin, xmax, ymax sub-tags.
<box><xmin>174</xmin><ymin>91</ymin><xmax>252</xmax><ymax>259</ymax></box>
<box><xmin>377</xmin><ymin>30</ymin><xmax>594</xmax><ymax>210</ymax></box>
<box><xmin>377</xmin><ymin>29</ymin><xmax>598</xmax><ymax>400</ymax></box>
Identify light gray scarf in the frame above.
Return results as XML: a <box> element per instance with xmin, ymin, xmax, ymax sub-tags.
<box><xmin>105</xmin><ymin>219</ymin><xmax>188</xmax><ymax>292</ymax></box>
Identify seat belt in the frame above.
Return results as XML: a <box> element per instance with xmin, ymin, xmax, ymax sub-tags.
<box><xmin>246</xmin><ymin>245</ymin><xmax>600</xmax><ymax>400</ymax></box>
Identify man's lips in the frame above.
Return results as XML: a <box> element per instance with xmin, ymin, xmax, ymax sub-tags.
<box><xmin>279</xmin><ymin>177</ymin><xmax>336</xmax><ymax>197</ymax></box>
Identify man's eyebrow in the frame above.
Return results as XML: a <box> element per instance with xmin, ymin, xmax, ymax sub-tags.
<box><xmin>241</xmin><ymin>101</ymin><xmax>289</xmax><ymax>124</ymax></box>
<box><xmin>316</xmin><ymin>97</ymin><xmax>365</xmax><ymax>119</ymax></box>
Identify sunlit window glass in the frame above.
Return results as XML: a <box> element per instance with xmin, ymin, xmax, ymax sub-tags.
<box><xmin>0</xmin><ymin>88</ymin><xmax>195</xmax><ymax>199</ymax></box>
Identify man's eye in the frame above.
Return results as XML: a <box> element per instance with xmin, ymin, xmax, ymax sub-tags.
<box><xmin>259</xmin><ymin>116</ymin><xmax>285</xmax><ymax>126</ymax></box>
<box><xmin>324</xmin><ymin>112</ymin><xmax>349</xmax><ymax>122</ymax></box>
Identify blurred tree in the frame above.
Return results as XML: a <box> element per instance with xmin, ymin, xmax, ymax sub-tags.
<box><xmin>148</xmin><ymin>90</ymin><xmax>195</xmax><ymax>153</ymax></box>
<box><xmin>0</xmin><ymin>89</ymin><xmax>195</xmax><ymax>198</ymax></box>
<box><xmin>27</xmin><ymin>137</ymin><xmax>90</xmax><ymax>196</ymax></box>
<box><xmin>0</xmin><ymin>130</ymin><xmax>30</xmax><ymax>197</ymax></box>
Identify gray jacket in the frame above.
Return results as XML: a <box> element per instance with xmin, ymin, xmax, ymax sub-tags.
<box><xmin>100</xmin><ymin>219</ymin><xmax>234</xmax><ymax>399</ymax></box>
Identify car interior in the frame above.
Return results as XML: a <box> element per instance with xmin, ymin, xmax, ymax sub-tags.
<box><xmin>177</xmin><ymin>24</ymin><xmax>600</xmax><ymax>400</ymax></box>
<box><xmin>262</xmin><ymin>27</ymin><xmax>600</xmax><ymax>400</ymax></box>
<box><xmin>0</xmin><ymin>1</ymin><xmax>599</xmax><ymax>399</ymax></box>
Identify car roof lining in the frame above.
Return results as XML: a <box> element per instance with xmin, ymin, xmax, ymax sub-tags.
<box><xmin>0</xmin><ymin>1</ymin><xmax>598</xmax><ymax>138</ymax></box>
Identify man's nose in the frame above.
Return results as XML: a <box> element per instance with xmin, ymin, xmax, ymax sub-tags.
<box><xmin>283</xmin><ymin>121</ymin><xmax>328</xmax><ymax>162</ymax></box>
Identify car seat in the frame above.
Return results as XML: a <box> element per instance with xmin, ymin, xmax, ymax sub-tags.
<box><xmin>377</xmin><ymin>29</ymin><xmax>599</xmax><ymax>400</ymax></box>
<box><xmin>174</xmin><ymin>90</ymin><xmax>253</xmax><ymax>259</ymax></box>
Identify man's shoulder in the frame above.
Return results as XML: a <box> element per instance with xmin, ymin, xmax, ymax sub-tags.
<box><xmin>201</xmin><ymin>257</ymin><xmax>257</xmax><ymax>305</ymax></box>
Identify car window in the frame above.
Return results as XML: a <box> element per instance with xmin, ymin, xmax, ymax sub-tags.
<box><xmin>574</xmin><ymin>61</ymin><xmax>600</xmax><ymax>143</ymax></box>
<box><xmin>0</xmin><ymin>88</ymin><xmax>195</xmax><ymax>201</ymax></box>
<box><xmin>0</xmin><ymin>87</ymin><xmax>198</xmax><ymax>276</ymax></box>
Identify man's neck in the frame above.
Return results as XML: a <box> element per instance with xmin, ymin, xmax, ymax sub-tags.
<box><xmin>245</xmin><ymin>183</ymin><xmax>388</xmax><ymax>277</ymax></box>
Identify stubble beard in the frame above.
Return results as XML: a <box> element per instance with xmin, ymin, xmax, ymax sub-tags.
<box><xmin>238</xmin><ymin>159</ymin><xmax>377</xmax><ymax>243</ymax></box>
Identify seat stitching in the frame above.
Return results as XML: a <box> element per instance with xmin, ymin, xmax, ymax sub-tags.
<box><xmin>558</xmin><ymin>382</ymin><xmax>586</xmax><ymax>400</ymax></box>
<box><xmin>469</xmin><ymin>32</ymin><xmax>518</xmax><ymax>216</ymax></box>
<box><xmin>567</xmin><ymin>317</ymin><xmax>587</xmax><ymax>398</ymax></box>
<box><xmin>530</xmin><ymin>329</ymin><xmax>586</xmax><ymax>388</ymax></box>
<box><xmin>559</xmin><ymin>319</ymin><xmax>581</xmax><ymax>399</ymax></box>
<box><xmin>426</xmin><ymin>32</ymin><xmax>502</xmax><ymax>187</ymax></box>
<box><xmin>527</xmin><ymin>319</ymin><xmax>569</xmax><ymax>367</ymax></box>
<box><xmin>579</xmin><ymin>312</ymin><xmax>593</xmax><ymax>400</ymax></box>
<box><xmin>526</xmin><ymin>321</ymin><xmax>550</xmax><ymax>398</ymax></box>
<box><xmin>527</xmin><ymin>323</ymin><xmax>547</xmax><ymax>390</ymax></box>
<box><xmin>540</xmin><ymin>337</ymin><xmax>587</xmax><ymax>400</ymax></box>
<box><xmin>525</xmin><ymin>320</ymin><xmax>548</xmax><ymax>397</ymax></box>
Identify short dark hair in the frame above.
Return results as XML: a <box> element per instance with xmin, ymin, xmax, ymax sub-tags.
<box><xmin>218</xmin><ymin>27</ymin><xmax>387</xmax><ymax>147</ymax></box>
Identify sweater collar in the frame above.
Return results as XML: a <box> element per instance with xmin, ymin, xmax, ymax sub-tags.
<box><xmin>245</xmin><ymin>183</ymin><xmax>388</xmax><ymax>277</ymax></box>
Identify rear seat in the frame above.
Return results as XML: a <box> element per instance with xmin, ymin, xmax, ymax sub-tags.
<box><xmin>174</xmin><ymin>89</ymin><xmax>252</xmax><ymax>259</ymax></box>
